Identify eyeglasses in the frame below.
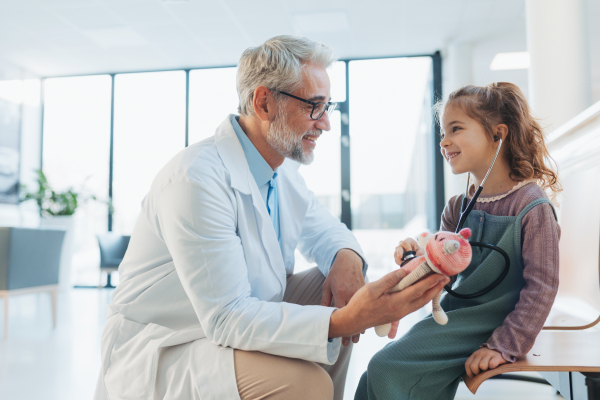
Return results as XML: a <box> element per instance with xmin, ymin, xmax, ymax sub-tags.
<box><xmin>276</xmin><ymin>91</ymin><xmax>337</xmax><ymax>120</ymax></box>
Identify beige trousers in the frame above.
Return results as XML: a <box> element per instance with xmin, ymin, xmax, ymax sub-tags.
<box><xmin>234</xmin><ymin>267</ymin><xmax>353</xmax><ymax>400</ymax></box>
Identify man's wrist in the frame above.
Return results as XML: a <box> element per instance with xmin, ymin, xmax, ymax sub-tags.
<box><xmin>333</xmin><ymin>248</ymin><xmax>364</xmax><ymax>271</ymax></box>
<box><xmin>328</xmin><ymin>308</ymin><xmax>344</xmax><ymax>339</ymax></box>
<box><xmin>328</xmin><ymin>307</ymin><xmax>355</xmax><ymax>339</ymax></box>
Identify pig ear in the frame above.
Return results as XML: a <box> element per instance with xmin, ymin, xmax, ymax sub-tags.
<box><xmin>459</xmin><ymin>228</ymin><xmax>471</xmax><ymax>240</ymax></box>
<box><xmin>417</xmin><ymin>231</ymin><xmax>433</xmax><ymax>248</ymax></box>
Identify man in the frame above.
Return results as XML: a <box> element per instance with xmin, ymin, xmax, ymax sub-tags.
<box><xmin>95</xmin><ymin>35</ymin><xmax>448</xmax><ymax>400</ymax></box>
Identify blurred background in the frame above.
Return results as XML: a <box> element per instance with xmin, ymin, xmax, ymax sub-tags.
<box><xmin>0</xmin><ymin>1</ymin><xmax>599</xmax><ymax>399</ymax></box>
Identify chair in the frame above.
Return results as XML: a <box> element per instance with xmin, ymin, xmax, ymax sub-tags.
<box><xmin>97</xmin><ymin>233</ymin><xmax>130</xmax><ymax>288</ymax></box>
<box><xmin>0</xmin><ymin>226</ymin><xmax>66</xmax><ymax>339</ymax></box>
<box><xmin>463</xmin><ymin>102</ymin><xmax>600</xmax><ymax>398</ymax></box>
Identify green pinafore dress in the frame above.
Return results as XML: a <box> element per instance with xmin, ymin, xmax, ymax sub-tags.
<box><xmin>355</xmin><ymin>197</ymin><xmax>556</xmax><ymax>400</ymax></box>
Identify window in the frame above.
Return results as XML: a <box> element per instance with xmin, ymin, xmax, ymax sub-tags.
<box><xmin>43</xmin><ymin>75</ymin><xmax>112</xmax><ymax>285</ymax></box>
<box><xmin>112</xmin><ymin>71</ymin><xmax>186</xmax><ymax>235</ymax></box>
<box><xmin>297</xmin><ymin>61</ymin><xmax>346</xmax><ymax>220</ymax></box>
<box><xmin>188</xmin><ymin>67</ymin><xmax>238</xmax><ymax>144</ymax></box>
<box><xmin>40</xmin><ymin>57</ymin><xmax>440</xmax><ymax>286</ymax></box>
<box><xmin>349</xmin><ymin>57</ymin><xmax>433</xmax><ymax>279</ymax></box>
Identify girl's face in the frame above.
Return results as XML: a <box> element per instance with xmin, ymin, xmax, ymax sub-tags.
<box><xmin>439</xmin><ymin>105</ymin><xmax>498</xmax><ymax>177</ymax></box>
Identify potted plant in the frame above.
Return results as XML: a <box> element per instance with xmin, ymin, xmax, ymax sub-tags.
<box><xmin>19</xmin><ymin>169</ymin><xmax>112</xmax><ymax>290</ymax></box>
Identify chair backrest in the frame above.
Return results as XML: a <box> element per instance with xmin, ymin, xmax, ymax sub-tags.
<box><xmin>0</xmin><ymin>227</ymin><xmax>66</xmax><ymax>291</ymax></box>
<box><xmin>545</xmin><ymin>101</ymin><xmax>600</xmax><ymax>329</ymax></box>
<box><xmin>97</xmin><ymin>233</ymin><xmax>131</xmax><ymax>269</ymax></box>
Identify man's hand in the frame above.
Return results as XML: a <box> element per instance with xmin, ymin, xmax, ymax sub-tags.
<box><xmin>390</xmin><ymin>237</ymin><xmax>426</xmax><ymax>334</ymax></box>
<box><xmin>465</xmin><ymin>348</ymin><xmax>508</xmax><ymax>378</ymax></box>
<box><xmin>328</xmin><ymin>269</ymin><xmax>449</xmax><ymax>339</ymax></box>
<box><xmin>321</xmin><ymin>249</ymin><xmax>365</xmax><ymax>346</ymax></box>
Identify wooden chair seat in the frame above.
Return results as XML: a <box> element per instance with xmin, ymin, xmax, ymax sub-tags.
<box><xmin>463</xmin><ymin>330</ymin><xmax>600</xmax><ymax>394</ymax></box>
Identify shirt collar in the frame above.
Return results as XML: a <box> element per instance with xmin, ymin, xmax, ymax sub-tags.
<box><xmin>231</xmin><ymin>115</ymin><xmax>276</xmax><ymax>188</ymax></box>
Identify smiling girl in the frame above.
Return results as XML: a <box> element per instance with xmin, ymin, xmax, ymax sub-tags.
<box><xmin>354</xmin><ymin>82</ymin><xmax>561</xmax><ymax>400</ymax></box>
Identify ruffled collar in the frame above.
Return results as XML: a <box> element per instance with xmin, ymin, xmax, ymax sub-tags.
<box><xmin>468</xmin><ymin>179</ymin><xmax>538</xmax><ymax>203</ymax></box>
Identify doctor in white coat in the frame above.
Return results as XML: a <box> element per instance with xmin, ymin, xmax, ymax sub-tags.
<box><xmin>95</xmin><ymin>35</ymin><xmax>449</xmax><ymax>400</ymax></box>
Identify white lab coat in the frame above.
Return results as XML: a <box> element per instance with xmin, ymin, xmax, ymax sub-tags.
<box><xmin>95</xmin><ymin>115</ymin><xmax>366</xmax><ymax>400</ymax></box>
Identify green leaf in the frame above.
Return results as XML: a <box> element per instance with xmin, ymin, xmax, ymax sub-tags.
<box><xmin>18</xmin><ymin>168</ymin><xmax>112</xmax><ymax>216</ymax></box>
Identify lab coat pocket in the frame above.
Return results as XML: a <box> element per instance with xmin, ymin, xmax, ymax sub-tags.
<box><xmin>104</xmin><ymin>317</ymin><xmax>177</xmax><ymax>400</ymax></box>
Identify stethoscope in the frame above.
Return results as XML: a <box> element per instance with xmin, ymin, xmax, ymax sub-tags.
<box><xmin>402</xmin><ymin>138</ymin><xmax>511</xmax><ymax>299</ymax></box>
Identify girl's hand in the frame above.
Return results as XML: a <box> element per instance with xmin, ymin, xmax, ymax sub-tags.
<box><xmin>394</xmin><ymin>238</ymin><xmax>425</xmax><ymax>266</ymax></box>
<box><xmin>465</xmin><ymin>348</ymin><xmax>508</xmax><ymax>377</ymax></box>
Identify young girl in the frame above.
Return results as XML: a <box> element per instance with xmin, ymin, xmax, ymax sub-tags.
<box><xmin>354</xmin><ymin>82</ymin><xmax>561</xmax><ymax>400</ymax></box>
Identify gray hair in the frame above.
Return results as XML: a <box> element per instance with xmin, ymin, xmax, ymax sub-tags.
<box><xmin>236</xmin><ymin>35</ymin><xmax>337</xmax><ymax>116</ymax></box>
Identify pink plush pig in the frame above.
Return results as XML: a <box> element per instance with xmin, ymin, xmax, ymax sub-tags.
<box><xmin>375</xmin><ymin>229</ymin><xmax>472</xmax><ymax>337</ymax></box>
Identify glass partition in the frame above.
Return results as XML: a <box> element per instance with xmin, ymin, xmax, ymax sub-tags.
<box><xmin>188</xmin><ymin>67</ymin><xmax>238</xmax><ymax>144</ymax></box>
<box><xmin>294</xmin><ymin>61</ymin><xmax>345</xmax><ymax>272</ymax></box>
<box><xmin>297</xmin><ymin>110</ymin><xmax>342</xmax><ymax>220</ymax></box>
<box><xmin>349</xmin><ymin>57</ymin><xmax>433</xmax><ymax>280</ymax></box>
<box><xmin>0</xmin><ymin>80</ymin><xmax>24</xmax><ymax>205</ymax></box>
<box><xmin>330</xmin><ymin>61</ymin><xmax>347</xmax><ymax>103</ymax></box>
<box><xmin>112</xmin><ymin>71</ymin><xmax>186</xmax><ymax>235</ymax></box>
<box><xmin>43</xmin><ymin>75</ymin><xmax>112</xmax><ymax>286</ymax></box>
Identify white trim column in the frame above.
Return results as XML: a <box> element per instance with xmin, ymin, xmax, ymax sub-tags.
<box><xmin>442</xmin><ymin>42</ymin><xmax>473</xmax><ymax>202</ymax></box>
<box><xmin>526</xmin><ymin>0</ymin><xmax>592</xmax><ymax>133</ymax></box>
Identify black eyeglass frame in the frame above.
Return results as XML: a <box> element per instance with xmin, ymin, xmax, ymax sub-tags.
<box><xmin>276</xmin><ymin>91</ymin><xmax>337</xmax><ymax>120</ymax></box>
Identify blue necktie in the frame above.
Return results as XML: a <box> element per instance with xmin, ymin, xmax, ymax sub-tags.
<box><xmin>266</xmin><ymin>173</ymin><xmax>280</xmax><ymax>245</ymax></box>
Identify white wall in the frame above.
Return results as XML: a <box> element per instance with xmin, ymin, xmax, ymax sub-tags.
<box><xmin>471</xmin><ymin>23</ymin><xmax>529</xmax><ymax>98</ymax></box>
<box><xmin>441</xmin><ymin>17</ymin><xmax>530</xmax><ymax>202</ymax></box>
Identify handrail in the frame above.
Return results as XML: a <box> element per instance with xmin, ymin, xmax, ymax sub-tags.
<box><xmin>548</xmin><ymin>99</ymin><xmax>600</xmax><ymax>145</ymax></box>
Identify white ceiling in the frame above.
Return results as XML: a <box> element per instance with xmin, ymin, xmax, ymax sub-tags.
<box><xmin>0</xmin><ymin>0</ymin><xmax>529</xmax><ymax>78</ymax></box>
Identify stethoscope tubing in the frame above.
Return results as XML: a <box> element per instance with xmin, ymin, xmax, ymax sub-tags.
<box><xmin>443</xmin><ymin>242</ymin><xmax>511</xmax><ymax>299</ymax></box>
<box><xmin>442</xmin><ymin>138</ymin><xmax>511</xmax><ymax>299</ymax></box>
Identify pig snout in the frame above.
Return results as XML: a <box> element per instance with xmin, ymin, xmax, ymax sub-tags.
<box><xmin>443</xmin><ymin>240</ymin><xmax>460</xmax><ymax>255</ymax></box>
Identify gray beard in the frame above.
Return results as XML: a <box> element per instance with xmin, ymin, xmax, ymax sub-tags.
<box><xmin>266</xmin><ymin>111</ymin><xmax>319</xmax><ymax>165</ymax></box>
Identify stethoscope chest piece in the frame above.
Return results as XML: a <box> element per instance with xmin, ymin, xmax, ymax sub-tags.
<box><xmin>400</xmin><ymin>250</ymin><xmax>417</xmax><ymax>267</ymax></box>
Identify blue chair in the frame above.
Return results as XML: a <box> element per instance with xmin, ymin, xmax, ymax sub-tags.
<box><xmin>0</xmin><ymin>227</ymin><xmax>66</xmax><ymax>339</ymax></box>
<box><xmin>97</xmin><ymin>233</ymin><xmax>130</xmax><ymax>288</ymax></box>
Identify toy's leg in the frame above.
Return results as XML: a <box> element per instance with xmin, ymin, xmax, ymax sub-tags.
<box><xmin>389</xmin><ymin>262</ymin><xmax>431</xmax><ymax>293</ymax></box>
<box><xmin>374</xmin><ymin>263</ymin><xmax>431</xmax><ymax>337</ymax></box>
<box><xmin>432</xmin><ymin>290</ymin><xmax>448</xmax><ymax>325</ymax></box>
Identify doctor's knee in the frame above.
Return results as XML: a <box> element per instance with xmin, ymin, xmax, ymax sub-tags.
<box><xmin>235</xmin><ymin>350</ymin><xmax>333</xmax><ymax>400</ymax></box>
<box><xmin>286</xmin><ymin>360</ymin><xmax>333</xmax><ymax>400</ymax></box>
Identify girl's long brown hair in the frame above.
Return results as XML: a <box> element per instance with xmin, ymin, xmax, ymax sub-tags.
<box><xmin>441</xmin><ymin>82</ymin><xmax>561</xmax><ymax>197</ymax></box>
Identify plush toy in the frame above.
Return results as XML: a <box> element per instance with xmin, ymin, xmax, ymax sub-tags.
<box><xmin>375</xmin><ymin>228</ymin><xmax>472</xmax><ymax>337</ymax></box>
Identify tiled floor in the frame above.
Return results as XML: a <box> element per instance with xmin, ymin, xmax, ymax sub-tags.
<box><xmin>0</xmin><ymin>289</ymin><xmax>564</xmax><ymax>400</ymax></box>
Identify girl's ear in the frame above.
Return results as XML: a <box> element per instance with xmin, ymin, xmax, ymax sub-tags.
<box><xmin>494</xmin><ymin>124</ymin><xmax>509</xmax><ymax>142</ymax></box>
<box><xmin>458</xmin><ymin>228</ymin><xmax>471</xmax><ymax>240</ymax></box>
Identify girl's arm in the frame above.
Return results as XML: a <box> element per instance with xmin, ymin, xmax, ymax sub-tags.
<box><xmin>439</xmin><ymin>195</ymin><xmax>462</xmax><ymax>232</ymax></box>
<box><xmin>483</xmin><ymin>202</ymin><xmax>560</xmax><ymax>361</ymax></box>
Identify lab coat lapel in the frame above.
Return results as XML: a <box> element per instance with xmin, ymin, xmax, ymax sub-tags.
<box><xmin>277</xmin><ymin>160</ymin><xmax>309</xmax><ymax>271</ymax></box>
<box><xmin>214</xmin><ymin>116</ymin><xmax>251</xmax><ymax>195</ymax></box>
<box><xmin>215</xmin><ymin>115</ymin><xmax>286</xmax><ymax>291</ymax></box>
<box><xmin>248</xmin><ymin>181</ymin><xmax>287</xmax><ymax>288</ymax></box>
